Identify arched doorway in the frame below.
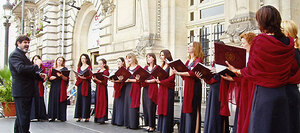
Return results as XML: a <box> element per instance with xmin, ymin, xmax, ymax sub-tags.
<box><xmin>72</xmin><ymin>2</ymin><xmax>97</xmax><ymax>69</ymax></box>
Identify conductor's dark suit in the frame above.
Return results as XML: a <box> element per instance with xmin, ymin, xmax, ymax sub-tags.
<box><xmin>9</xmin><ymin>48</ymin><xmax>41</xmax><ymax>133</ymax></box>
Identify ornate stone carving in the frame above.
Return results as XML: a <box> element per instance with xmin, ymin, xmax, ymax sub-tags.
<box><xmin>156</xmin><ymin>0</ymin><xmax>161</xmax><ymax>38</ymax></box>
<box><xmin>225</xmin><ymin>12</ymin><xmax>257</xmax><ymax>43</ymax></box>
<box><xmin>134</xmin><ymin>33</ymin><xmax>158</xmax><ymax>56</ymax></box>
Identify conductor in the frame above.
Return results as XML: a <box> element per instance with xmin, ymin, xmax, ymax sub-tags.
<box><xmin>9</xmin><ymin>35</ymin><xmax>46</xmax><ymax>133</ymax></box>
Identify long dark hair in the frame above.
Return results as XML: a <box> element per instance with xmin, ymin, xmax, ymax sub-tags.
<box><xmin>31</xmin><ymin>55</ymin><xmax>41</xmax><ymax>64</ymax></box>
<box><xmin>99</xmin><ymin>58</ymin><xmax>109</xmax><ymax>70</ymax></box>
<box><xmin>146</xmin><ymin>53</ymin><xmax>157</xmax><ymax>66</ymax></box>
<box><xmin>117</xmin><ymin>57</ymin><xmax>126</xmax><ymax>68</ymax></box>
<box><xmin>160</xmin><ymin>49</ymin><xmax>173</xmax><ymax>68</ymax></box>
<box><xmin>77</xmin><ymin>54</ymin><xmax>91</xmax><ymax>68</ymax></box>
<box><xmin>256</xmin><ymin>5</ymin><xmax>285</xmax><ymax>38</ymax></box>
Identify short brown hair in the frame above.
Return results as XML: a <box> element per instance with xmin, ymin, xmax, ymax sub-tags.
<box><xmin>256</xmin><ymin>5</ymin><xmax>284</xmax><ymax>38</ymax></box>
<box><xmin>15</xmin><ymin>35</ymin><xmax>30</xmax><ymax>47</ymax></box>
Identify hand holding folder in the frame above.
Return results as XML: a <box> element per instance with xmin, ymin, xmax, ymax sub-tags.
<box><xmin>192</xmin><ymin>63</ymin><xmax>213</xmax><ymax>81</ymax></box>
<box><xmin>132</xmin><ymin>67</ymin><xmax>150</xmax><ymax>81</ymax></box>
<box><xmin>93</xmin><ymin>72</ymin><xmax>104</xmax><ymax>80</ymax></box>
<box><xmin>151</xmin><ymin>66</ymin><xmax>168</xmax><ymax>80</ymax></box>
<box><xmin>167</xmin><ymin>59</ymin><xmax>189</xmax><ymax>72</ymax></box>
<box><xmin>72</xmin><ymin>69</ymin><xmax>91</xmax><ymax>77</ymax></box>
<box><xmin>52</xmin><ymin>68</ymin><xmax>70</xmax><ymax>77</ymax></box>
<box><xmin>214</xmin><ymin>42</ymin><xmax>246</xmax><ymax>77</ymax></box>
<box><xmin>114</xmin><ymin>67</ymin><xmax>131</xmax><ymax>82</ymax></box>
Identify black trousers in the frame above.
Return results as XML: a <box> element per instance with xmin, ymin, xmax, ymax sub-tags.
<box><xmin>14</xmin><ymin>97</ymin><xmax>32</xmax><ymax>133</ymax></box>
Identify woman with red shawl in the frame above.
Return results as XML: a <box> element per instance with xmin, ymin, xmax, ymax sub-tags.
<box><xmin>111</xmin><ymin>57</ymin><xmax>127</xmax><ymax>126</ymax></box>
<box><xmin>172</xmin><ymin>42</ymin><xmax>203</xmax><ymax>133</ymax></box>
<box><xmin>93</xmin><ymin>58</ymin><xmax>109</xmax><ymax>124</ymax></box>
<box><xmin>226</xmin><ymin>6</ymin><xmax>300</xmax><ymax>133</ymax></box>
<box><xmin>155</xmin><ymin>50</ymin><xmax>176</xmax><ymax>133</ymax></box>
<box><xmin>123</xmin><ymin>53</ymin><xmax>142</xmax><ymax>129</ymax></box>
<box><xmin>141</xmin><ymin>53</ymin><xmax>158</xmax><ymax>132</ymax></box>
<box><xmin>48</xmin><ymin>57</ymin><xmax>69</xmax><ymax>122</ymax></box>
<box><xmin>74</xmin><ymin>54</ymin><xmax>93</xmax><ymax>122</ymax></box>
<box><xmin>30</xmin><ymin>55</ymin><xmax>48</xmax><ymax>121</ymax></box>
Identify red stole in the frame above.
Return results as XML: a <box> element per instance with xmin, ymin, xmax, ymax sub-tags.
<box><xmin>75</xmin><ymin>66</ymin><xmax>92</xmax><ymax>96</ymax></box>
<box><xmin>114</xmin><ymin>82</ymin><xmax>123</xmax><ymax>99</ymax></box>
<box><xmin>95</xmin><ymin>69</ymin><xmax>109</xmax><ymax>118</ymax></box>
<box><xmin>38</xmin><ymin>81</ymin><xmax>44</xmax><ymax>97</ymax></box>
<box><xmin>141</xmin><ymin>66</ymin><xmax>158</xmax><ymax>104</ymax></box>
<box><xmin>241</xmin><ymin>34</ymin><xmax>300</xmax><ymax>87</ymax></box>
<box><xmin>157</xmin><ymin>74</ymin><xmax>175</xmax><ymax>116</ymax></box>
<box><xmin>49</xmin><ymin>67</ymin><xmax>69</xmax><ymax>102</ymax></box>
<box><xmin>129</xmin><ymin>65</ymin><xmax>142</xmax><ymax>108</ymax></box>
<box><xmin>234</xmin><ymin>77</ymin><xmax>255</xmax><ymax>133</ymax></box>
<box><xmin>182</xmin><ymin>58</ymin><xmax>202</xmax><ymax>113</ymax></box>
<box><xmin>38</xmin><ymin>65</ymin><xmax>46</xmax><ymax>97</ymax></box>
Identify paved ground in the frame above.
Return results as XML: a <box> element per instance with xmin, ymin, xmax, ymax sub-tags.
<box><xmin>0</xmin><ymin>105</ymin><xmax>180</xmax><ymax>133</ymax></box>
<box><xmin>0</xmin><ymin>103</ymin><xmax>235</xmax><ymax>133</ymax></box>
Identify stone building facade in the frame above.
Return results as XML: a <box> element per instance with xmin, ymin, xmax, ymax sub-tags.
<box><xmin>11</xmin><ymin>0</ymin><xmax>188</xmax><ymax>71</ymax></box>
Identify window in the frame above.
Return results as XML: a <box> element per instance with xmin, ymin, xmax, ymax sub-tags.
<box><xmin>190</xmin><ymin>12</ymin><xmax>194</xmax><ymax>21</ymax></box>
<box><xmin>199</xmin><ymin>10</ymin><xmax>202</xmax><ymax>19</ymax></box>
<box><xmin>189</xmin><ymin>30</ymin><xmax>195</xmax><ymax>43</ymax></box>
<box><xmin>213</xmin><ymin>24</ymin><xmax>225</xmax><ymax>42</ymax></box>
<box><xmin>190</xmin><ymin>0</ymin><xmax>194</xmax><ymax>6</ymax></box>
<box><xmin>199</xmin><ymin>27</ymin><xmax>210</xmax><ymax>65</ymax></box>
<box><xmin>200</xmin><ymin>4</ymin><xmax>224</xmax><ymax>19</ymax></box>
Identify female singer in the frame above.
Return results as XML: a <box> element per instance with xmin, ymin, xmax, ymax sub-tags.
<box><xmin>30</xmin><ymin>55</ymin><xmax>48</xmax><ymax>121</ymax></box>
<box><xmin>218</xmin><ymin>32</ymin><xmax>256</xmax><ymax>133</ymax></box>
<box><xmin>111</xmin><ymin>57</ymin><xmax>126</xmax><ymax>126</ymax></box>
<box><xmin>124</xmin><ymin>53</ymin><xmax>142</xmax><ymax>129</ymax></box>
<box><xmin>155</xmin><ymin>50</ymin><xmax>175</xmax><ymax>133</ymax></box>
<box><xmin>281</xmin><ymin>20</ymin><xmax>300</xmax><ymax>133</ymax></box>
<box><xmin>74</xmin><ymin>54</ymin><xmax>93</xmax><ymax>122</ymax></box>
<box><xmin>142</xmin><ymin>53</ymin><xmax>158</xmax><ymax>132</ymax></box>
<box><xmin>226</xmin><ymin>6</ymin><xmax>299</xmax><ymax>133</ymax></box>
<box><xmin>48</xmin><ymin>57</ymin><xmax>69</xmax><ymax>122</ymax></box>
<box><xmin>93</xmin><ymin>58</ymin><xmax>109</xmax><ymax>124</ymax></box>
<box><xmin>173</xmin><ymin>42</ymin><xmax>203</xmax><ymax>133</ymax></box>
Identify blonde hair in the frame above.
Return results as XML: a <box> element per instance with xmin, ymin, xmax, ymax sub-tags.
<box><xmin>281</xmin><ymin>20</ymin><xmax>300</xmax><ymax>50</ymax></box>
<box><xmin>188</xmin><ymin>42</ymin><xmax>204</xmax><ymax>61</ymax></box>
<box><xmin>240</xmin><ymin>32</ymin><xmax>256</xmax><ymax>45</ymax></box>
<box><xmin>126</xmin><ymin>53</ymin><xmax>138</xmax><ymax>67</ymax></box>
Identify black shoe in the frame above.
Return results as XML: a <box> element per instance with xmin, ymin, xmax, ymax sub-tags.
<box><xmin>49</xmin><ymin>119</ymin><xmax>55</xmax><ymax>122</ymax></box>
<box><xmin>76</xmin><ymin>119</ymin><xmax>81</xmax><ymax>122</ymax></box>
<box><xmin>84</xmin><ymin>119</ymin><xmax>89</xmax><ymax>122</ymax></box>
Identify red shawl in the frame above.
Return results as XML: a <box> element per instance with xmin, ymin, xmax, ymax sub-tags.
<box><xmin>113</xmin><ymin>67</ymin><xmax>126</xmax><ymax>99</ymax></box>
<box><xmin>38</xmin><ymin>65</ymin><xmax>46</xmax><ymax>97</ymax></box>
<box><xmin>241</xmin><ymin>33</ymin><xmax>300</xmax><ymax>87</ymax></box>
<box><xmin>157</xmin><ymin>74</ymin><xmax>175</xmax><ymax>116</ymax></box>
<box><xmin>49</xmin><ymin>67</ymin><xmax>69</xmax><ymax>102</ymax></box>
<box><xmin>129</xmin><ymin>65</ymin><xmax>142</xmax><ymax>108</ymax></box>
<box><xmin>114</xmin><ymin>82</ymin><xmax>124</xmax><ymax>99</ymax></box>
<box><xmin>182</xmin><ymin>58</ymin><xmax>202</xmax><ymax>113</ymax></box>
<box><xmin>235</xmin><ymin>77</ymin><xmax>255</xmax><ymax>133</ymax></box>
<box><xmin>141</xmin><ymin>66</ymin><xmax>158</xmax><ymax>104</ymax></box>
<box><xmin>95</xmin><ymin>69</ymin><xmax>109</xmax><ymax>118</ymax></box>
<box><xmin>75</xmin><ymin>66</ymin><xmax>92</xmax><ymax>96</ymax></box>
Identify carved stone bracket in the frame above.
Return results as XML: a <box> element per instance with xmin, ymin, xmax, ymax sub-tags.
<box><xmin>225</xmin><ymin>12</ymin><xmax>257</xmax><ymax>43</ymax></box>
<box><xmin>134</xmin><ymin>33</ymin><xmax>159</xmax><ymax>56</ymax></box>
